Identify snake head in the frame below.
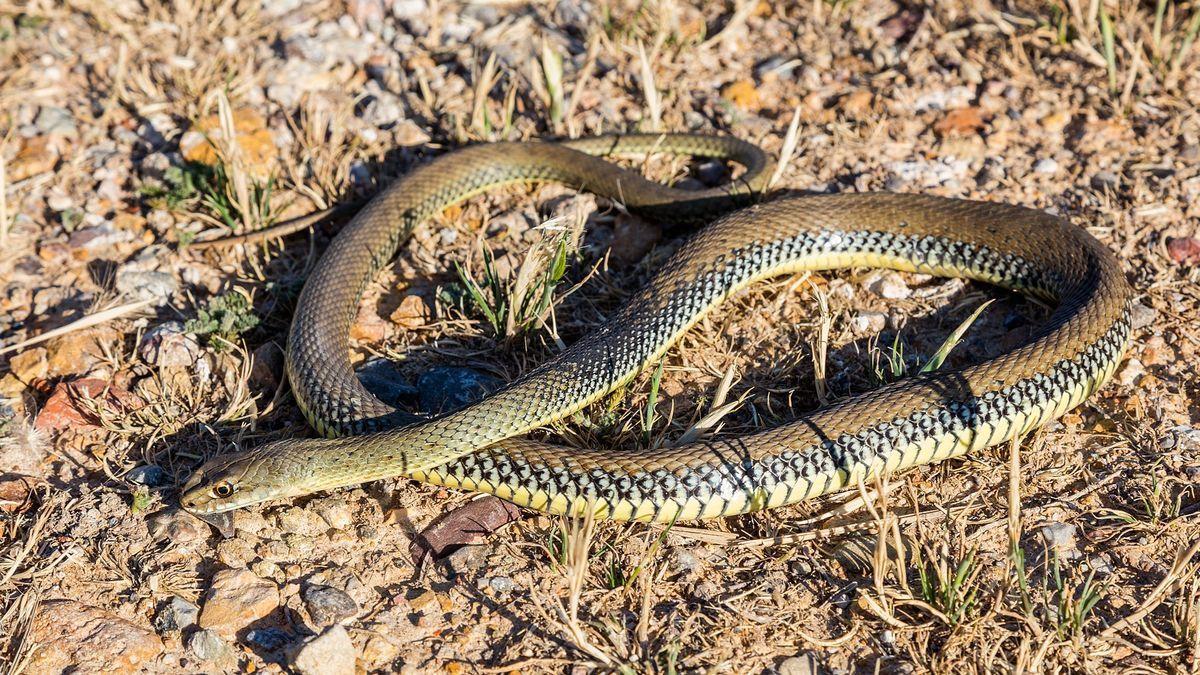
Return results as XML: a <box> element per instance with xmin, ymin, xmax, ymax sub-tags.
<box><xmin>180</xmin><ymin>444</ymin><xmax>299</xmax><ymax>514</ymax></box>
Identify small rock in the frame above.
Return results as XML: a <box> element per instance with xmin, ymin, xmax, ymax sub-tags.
<box><xmin>721</xmin><ymin>79</ymin><xmax>761</xmax><ymax>111</ymax></box>
<box><xmin>199</xmin><ymin>569</ymin><xmax>280</xmax><ymax>636</ymax></box>
<box><xmin>671</xmin><ymin>549</ymin><xmax>701</xmax><ymax>576</ymax></box>
<box><xmin>838</xmin><ymin>89</ymin><xmax>873</xmax><ymax>119</ymax></box>
<box><xmin>355</xmin><ymin>358</ymin><xmax>417</xmax><ymax>407</ymax></box>
<box><xmin>778</xmin><ymin>652</ymin><xmax>821</xmax><ymax>675</ymax></box>
<box><xmin>139</xmin><ymin>321</ymin><xmax>201</xmax><ymax>367</ymax></box>
<box><xmin>34</xmin><ymin>378</ymin><xmax>140</xmax><ymax>433</ymax></box>
<box><xmin>44</xmin><ymin>327</ymin><xmax>118</xmax><ymax>377</ymax></box>
<box><xmin>1166</xmin><ymin>236</ymin><xmax>1200</xmax><ymax>266</ymax></box>
<box><xmin>1039</xmin><ymin>522</ymin><xmax>1080</xmax><ymax>559</ymax></box>
<box><xmin>446</xmin><ymin>543</ymin><xmax>488</xmax><ymax>577</ymax></box>
<box><xmin>416</xmin><ymin>366</ymin><xmax>503</xmax><ymax>415</ymax></box>
<box><xmin>1129</xmin><ymin>302</ymin><xmax>1157</xmax><ymax>330</ymax></box>
<box><xmin>147</xmin><ymin>508</ymin><xmax>211</xmax><ymax>546</ymax></box>
<box><xmin>392</xmin><ymin>0</ymin><xmax>427</xmax><ymax>20</ymax></box>
<box><xmin>116</xmin><ymin>268</ymin><xmax>178</xmax><ymax>304</ymax></box>
<box><xmin>0</xmin><ymin>474</ymin><xmax>40</xmax><ymax>514</ymax></box>
<box><xmin>868</xmin><ymin>272</ymin><xmax>911</xmax><ymax>299</ymax></box>
<box><xmin>609</xmin><ymin>214</ymin><xmax>662</xmax><ymax>265</ymax></box>
<box><xmin>34</xmin><ymin>106</ymin><xmax>76</xmax><ymax>135</ymax></box>
<box><xmin>1117</xmin><ymin>358</ymin><xmax>1145</xmax><ymax>387</ymax></box>
<box><xmin>276</xmin><ymin>506</ymin><xmax>327</xmax><ymax>536</ymax></box>
<box><xmin>1033</xmin><ymin>158</ymin><xmax>1059</xmax><ymax>175</ymax></box>
<box><xmin>1091</xmin><ymin>171</ymin><xmax>1120</xmax><ymax>191</ymax></box>
<box><xmin>311</xmin><ymin>498</ymin><xmax>354</xmax><ymax>530</ymax></box>
<box><xmin>26</xmin><ymin>600</ymin><xmax>163</xmax><ymax>673</ymax></box>
<box><xmin>934</xmin><ymin>107</ymin><xmax>986</xmax><ymax>136</ymax></box>
<box><xmin>7</xmin><ymin>347</ymin><xmax>48</xmax><ymax>382</ymax></box>
<box><xmin>389</xmin><ymin>294</ymin><xmax>430</xmax><ymax>329</ymax></box>
<box><xmin>851</xmin><ymin>311</ymin><xmax>887</xmax><ymax>335</ymax></box>
<box><xmin>7</xmin><ymin>136</ymin><xmax>60</xmax><ymax>181</ymax></box>
<box><xmin>694</xmin><ymin>160</ymin><xmax>729</xmax><ymax>187</ymax></box>
<box><xmin>245</xmin><ymin>626</ymin><xmax>295</xmax><ymax>652</ymax></box>
<box><xmin>290</xmin><ymin>624</ymin><xmax>357</xmax><ymax>675</ymax></box>
<box><xmin>127</xmin><ymin>464</ymin><xmax>168</xmax><ymax>487</ymax></box>
<box><xmin>180</xmin><ymin>108</ymin><xmax>276</xmax><ymax>180</ymax></box>
<box><xmin>486</xmin><ymin>576</ymin><xmax>516</xmax><ymax>595</ymax></box>
<box><xmin>250</xmin><ymin>342</ymin><xmax>284</xmax><ymax>390</ymax></box>
<box><xmin>188</xmin><ymin>629</ymin><xmax>237</xmax><ymax>667</ymax></box>
<box><xmin>154</xmin><ymin>596</ymin><xmax>200</xmax><ymax>633</ymax></box>
<box><xmin>393</xmin><ymin>119</ymin><xmax>431</xmax><ymax>146</ymax></box>
<box><xmin>303</xmin><ymin>584</ymin><xmax>359</xmax><ymax>627</ymax></box>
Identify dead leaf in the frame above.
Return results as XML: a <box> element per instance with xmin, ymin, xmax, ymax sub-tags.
<box><xmin>409</xmin><ymin>497</ymin><xmax>522</xmax><ymax>568</ymax></box>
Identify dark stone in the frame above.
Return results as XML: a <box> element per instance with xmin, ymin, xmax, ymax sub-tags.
<box><xmin>302</xmin><ymin>584</ymin><xmax>359</xmax><ymax>627</ymax></box>
<box><xmin>127</xmin><ymin>464</ymin><xmax>168</xmax><ymax>487</ymax></box>
<box><xmin>356</xmin><ymin>358</ymin><xmax>417</xmax><ymax>407</ymax></box>
<box><xmin>245</xmin><ymin>626</ymin><xmax>295</xmax><ymax>652</ymax></box>
<box><xmin>416</xmin><ymin>366</ymin><xmax>502</xmax><ymax>415</ymax></box>
<box><xmin>154</xmin><ymin>596</ymin><xmax>199</xmax><ymax>633</ymax></box>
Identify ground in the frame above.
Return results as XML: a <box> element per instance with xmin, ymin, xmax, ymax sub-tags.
<box><xmin>1</xmin><ymin>0</ymin><xmax>1199</xmax><ymax>673</ymax></box>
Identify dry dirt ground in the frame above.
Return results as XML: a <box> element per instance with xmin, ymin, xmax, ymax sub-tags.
<box><xmin>2</xmin><ymin>0</ymin><xmax>1199</xmax><ymax>673</ymax></box>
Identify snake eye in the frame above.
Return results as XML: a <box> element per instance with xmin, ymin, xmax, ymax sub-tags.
<box><xmin>212</xmin><ymin>481</ymin><xmax>236</xmax><ymax>499</ymax></box>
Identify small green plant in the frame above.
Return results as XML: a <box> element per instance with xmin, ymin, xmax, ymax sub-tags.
<box><xmin>642</xmin><ymin>359</ymin><xmax>665</xmax><ymax>444</ymax></box>
<box><xmin>1050</xmin><ymin>553</ymin><xmax>1105</xmax><ymax>641</ymax></box>
<box><xmin>130</xmin><ymin>486</ymin><xmax>153</xmax><ymax>514</ymax></box>
<box><xmin>140</xmin><ymin>161</ymin><xmax>275</xmax><ymax>231</ymax></box>
<box><xmin>915</xmin><ymin>546</ymin><xmax>981</xmax><ymax>627</ymax></box>
<box><xmin>185</xmin><ymin>291</ymin><xmax>260</xmax><ymax>350</ymax></box>
<box><xmin>455</xmin><ymin>233</ymin><xmax>571</xmax><ymax>338</ymax></box>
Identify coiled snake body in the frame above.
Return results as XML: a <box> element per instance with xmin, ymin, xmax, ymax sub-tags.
<box><xmin>181</xmin><ymin>134</ymin><xmax>1131</xmax><ymax>522</ymax></box>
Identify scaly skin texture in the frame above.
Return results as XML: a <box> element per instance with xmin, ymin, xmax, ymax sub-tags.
<box><xmin>181</xmin><ymin>134</ymin><xmax>1131</xmax><ymax>523</ymax></box>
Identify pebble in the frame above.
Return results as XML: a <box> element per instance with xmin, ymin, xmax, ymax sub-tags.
<box><xmin>154</xmin><ymin>596</ymin><xmax>200</xmax><ymax>633</ymax></box>
<box><xmin>609</xmin><ymin>214</ymin><xmax>662</xmax><ymax>264</ymax></box>
<box><xmin>138</xmin><ymin>321</ymin><xmax>201</xmax><ymax>367</ymax></box>
<box><xmin>416</xmin><ymin>366</ymin><xmax>503</xmax><ymax>415</ymax></box>
<box><xmin>25</xmin><ymin>600</ymin><xmax>163</xmax><ymax>673</ymax></box>
<box><xmin>198</xmin><ymin>569</ymin><xmax>280</xmax><ymax>636</ymax></box>
<box><xmin>1091</xmin><ymin>171</ymin><xmax>1120</xmax><ymax>190</ymax></box>
<box><xmin>1117</xmin><ymin>358</ymin><xmax>1145</xmax><ymax>387</ymax></box>
<box><xmin>127</xmin><ymin>464</ymin><xmax>169</xmax><ymax>487</ymax></box>
<box><xmin>311</xmin><ymin>498</ymin><xmax>355</xmax><ymax>530</ymax></box>
<box><xmin>246</xmin><ymin>626</ymin><xmax>295</xmax><ymax>652</ymax></box>
<box><xmin>695</xmin><ymin>160</ymin><xmax>730</xmax><ymax>187</ymax></box>
<box><xmin>147</xmin><ymin>508</ymin><xmax>211</xmax><ymax>546</ymax></box>
<box><xmin>277</xmin><ymin>506</ymin><xmax>328</xmax><ymax>537</ymax></box>
<box><xmin>486</xmin><ymin>576</ymin><xmax>516</xmax><ymax>595</ymax></box>
<box><xmin>778</xmin><ymin>652</ymin><xmax>821</xmax><ymax>675</ymax></box>
<box><xmin>303</xmin><ymin>584</ymin><xmax>360</xmax><ymax>627</ymax></box>
<box><xmin>116</xmin><ymin>268</ymin><xmax>178</xmax><ymax>304</ymax></box>
<box><xmin>389</xmin><ymin>294</ymin><xmax>430</xmax><ymax>329</ymax></box>
<box><xmin>7</xmin><ymin>347</ymin><xmax>48</xmax><ymax>382</ymax></box>
<box><xmin>35</xmin><ymin>106</ymin><xmax>76</xmax><ymax>135</ymax></box>
<box><xmin>392</xmin><ymin>0</ymin><xmax>427</xmax><ymax>20</ymax></box>
<box><xmin>446</xmin><ymin>543</ymin><xmax>489</xmax><ymax>577</ymax></box>
<box><xmin>1033</xmin><ymin>158</ymin><xmax>1059</xmax><ymax>174</ymax></box>
<box><xmin>188</xmin><ymin>628</ymin><xmax>237</xmax><ymax>666</ymax></box>
<box><xmin>671</xmin><ymin>548</ymin><xmax>702</xmax><ymax>576</ymax></box>
<box><xmin>868</xmin><ymin>272</ymin><xmax>911</xmax><ymax>299</ymax></box>
<box><xmin>1038</xmin><ymin>522</ymin><xmax>1080</xmax><ymax>559</ymax></box>
<box><xmin>851</xmin><ymin>311</ymin><xmax>887</xmax><ymax>335</ymax></box>
<box><xmin>290</xmin><ymin>624</ymin><xmax>357</xmax><ymax>675</ymax></box>
<box><xmin>1129</xmin><ymin>302</ymin><xmax>1157</xmax><ymax>330</ymax></box>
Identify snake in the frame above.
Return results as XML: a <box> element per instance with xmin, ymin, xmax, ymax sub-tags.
<box><xmin>180</xmin><ymin>134</ymin><xmax>1132</xmax><ymax>523</ymax></box>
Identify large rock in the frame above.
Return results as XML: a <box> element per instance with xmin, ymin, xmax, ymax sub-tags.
<box><xmin>26</xmin><ymin>600</ymin><xmax>162</xmax><ymax>673</ymax></box>
<box><xmin>290</xmin><ymin>624</ymin><xmax>356</xmax><ymax>675</ymax></box>
<box><xmin>198</xmin><ymin>569</ymin><xmax>280</xmax><ymax>636</ymax></box>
